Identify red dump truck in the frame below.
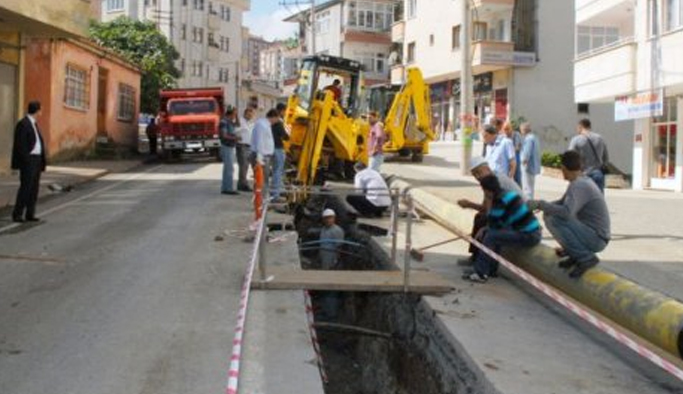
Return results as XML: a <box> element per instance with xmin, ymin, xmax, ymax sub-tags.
<box><xmin>158</xmin><ymin>87</ymin><xmax>225</xmax><ymax>160</ymax></box>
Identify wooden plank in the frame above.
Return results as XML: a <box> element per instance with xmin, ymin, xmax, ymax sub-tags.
<box><xmin>254</xmin><ymin>267</ymin><xmax>453</xmax><ymax>294</ymax></box>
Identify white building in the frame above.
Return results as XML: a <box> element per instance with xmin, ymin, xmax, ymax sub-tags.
<box><xmin>393</xmin><ymin>0</ymin><xmax>629</xmax><ymax>172</ymax></box>
<box><xmin>101</xmin><ymin>0</ymin><xmax>249</xmax><ymax>106</ymax></box>
<box><xmin>574</xmin><ymin>0</ymin><xmax>683</xmax><ymax>192</ymax></box>
<box><xmin>285</xmin><ymin>0</ymin><xmax>398</xmax><ymax>84</ymax></box>
<box><xmin>260</xmin><ymin>43</ymin><xmax>284</xmax><ymax>82</ymax></box>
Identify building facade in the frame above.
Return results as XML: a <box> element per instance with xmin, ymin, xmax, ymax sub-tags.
<box><xmin>285</xmin><ymin>0</ymin><xmax>398</xmax><ymax>85</ymax></box>
<box><xmin>101</xmin><ymin>0</ymin><xmax>249</xmax><ymax>106</ymax></box>
<box><xmin>0</xmin><ymin>0</ymin><xmax>98</xmax><ymax>174</ymax></box>
<box><xmin>245</xmin><ymin>34</ymin><xmax>272</xmax><ymax>78</ymax></box>
<box><xmin>574</xmin><ymin>0</ymin><xmax>683</xmax><ymax>192</ymax></box>
<box><xmin>24</xmin><ymin>38</ymin><xmax>142</xmax><ymax>160</ymax></box>
<box><xmin>393</xmin><ymin>0</ymin><xmax>629</xmax><ymax>172</ymax></box>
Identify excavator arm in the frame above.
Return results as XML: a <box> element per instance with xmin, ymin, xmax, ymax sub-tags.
<box><xmin>383</xmin><ymin>67</ymin><xmax>435</xmax><ymax>155</ymax></box>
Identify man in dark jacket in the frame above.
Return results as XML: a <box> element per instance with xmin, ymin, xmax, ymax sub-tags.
<box><xmin>12</xmin><ymin>101</ymin><xmax>47</xmax><ymax>223</ymax></box>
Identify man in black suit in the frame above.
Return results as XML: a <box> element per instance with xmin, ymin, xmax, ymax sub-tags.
<box><xmin>11</xmin><ymin>101</ymin><xmax>46</xmax><ymax>223</ymax></box>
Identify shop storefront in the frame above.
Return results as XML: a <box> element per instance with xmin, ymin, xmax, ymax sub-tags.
<box><xmin>630</xmin><ymin>92</ymin><xmax>683</xmax><ymax>192</ymax></box>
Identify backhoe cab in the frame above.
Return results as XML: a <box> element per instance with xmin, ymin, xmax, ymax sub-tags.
<box><xmin>284</xmin><ymin>55</ymin><xmax>369</xmax><ymax>187</ymax></box>
<box><xmin>366</xmin><ymin>67</ymin><xmax>435</xmax><ymax>162</ymax></box>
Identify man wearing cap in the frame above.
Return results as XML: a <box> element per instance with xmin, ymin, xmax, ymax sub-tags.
<box><xmin>482</xmin><ymin>124</ymin><xmax>516</xmax><ymax>179</ymax></box>
<box><xmin>319</xmin><ymin>208</ymin><xmax>345</xmax><ymax>269</ymax></box>
<box><xmin>457</xmin><ymin>157</ymin><xmax>522</xmax><ymax>264</ymax></box>
<box><xmin>12</xmin><ymin>101</ymin><xmax>47</xmax><ymax>222</ymax></box>
<box><xmin>347</xmin><ymin>162</ymin><xmax>391</xmax><ymax>217</ymax></box>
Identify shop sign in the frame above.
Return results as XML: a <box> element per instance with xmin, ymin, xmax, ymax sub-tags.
<box><xmin>513</xmin><ymin>52</ymin><xmax>536</xmax><ymax>67</ymax></box>
<box><xmin>615</xmin><ymin>90</ymin><xmax>664</xmax><ymax>121</ymax></box>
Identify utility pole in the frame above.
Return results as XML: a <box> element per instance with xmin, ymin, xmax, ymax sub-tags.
<box><xmin>459</xmin><ymin>0</ymin><xmax>474</xmax><ymax>175</ymax></box>
<box><xmin>279</xmin><ymin>0</ymin><xmax>316</xmax><ymax>55</ymax></box>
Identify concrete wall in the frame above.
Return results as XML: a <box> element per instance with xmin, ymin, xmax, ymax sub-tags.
<box><xmin>512</xmin><ymin>0</ymin><xmax>633</xmax><ymax>172</ymax></box>
<box><xmin>24</xmin><ymin>38</ymin><xmax>141</xmax><ymax>161</ymax></box>
<box><xmin>1</xmin><ymin>0</ymin><xmax>92</xmax><ymax>36</ymax></box>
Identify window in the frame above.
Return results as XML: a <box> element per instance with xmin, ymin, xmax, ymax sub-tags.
<box><xmin>64</xmin><ymin>64</ymin><xmax>89</xmax><ymax>110</ymax></box>
<box><xmin>191</xmin><ymin>61</ymin><xmax>204</xmax><ymax>77</ymax></box>
<box><xmin>219</xmin><ymin>68</ymin><xmax>230</xmax><ymax>83</ymax></box>
<box><xmin>106</xmin><ymin>0</ymin><xmax>124</xmax><ymax>12</ymax></box>
<box><xmin>194</xmin><ymin>27</ymin><xmax>204</xmax><ymax>43</ymax></box>
<box><xmin>193</xmin><ymin>0</ymin><xmax>204</xmax><ymax>10</ymax></box>
<box><xmin>577</xmin><ymin>103</ymin><xmax>590</xmax><ymax>114</ymax></box>
<box><xmin>473</xmin><ymin>22</ymin><xmax>488</xmax><ymax>41</ymax></box>
<box><xmin>180</xmin><ymin>58</ymin><xmax>186</xmax><ymax>75</ymax></box>
<box><xmin>221</xmin><ymin>5</ymin><xmax>231</xmax><ymax>21</ymax></box>
<box><xmin>650</xmin><ymin>0</ymin><xmax>661</xmax><ymax>36</ymax></box>
<box><xmin>576</xmin><ymin>25</ymin><xmax>620</xmax><ymax>55</ymax></box>
<box><xmin>452</xmin><ymin>25</ymin><xmax>461</xmax><ymax>50</ymax></box>
<box><xmin>208</xmin><ymin>32</ymin><xmax>216</xmax><ymax>47</ymax></box>
<box><xmin>407</xmin><ymin>0</ymin><xmax>417</xmax><ymax>18</ymax></box>
<box><xmin>666</xmin><ymin>0</ymin><xmax>683</xmax><ymax>30</ymax></box>
<box><xmin>220</xmin><ymin>36</ymin><xmax>230</xmax><ymax>52</ymax></box>
<box><xmin>209</xmin><ymin>1</ymin><xmax>217</xmax><ymax>15</ymax></box>
<box><xmin>357</xmin><ymin>52</ymin><xmax>386</xmax><ymax>74</ymax></box>
<box><xmin>182</xmin><ymin>0</ymin><xmax>187</xmax><ymax>6</ymax></box>
<box><xmin>407</xmin><ymin>42</ymin><xmax>416</xmax><ymax>63</ymax></box>
<box><xmin>315</xmin><ymin>10</ymin><xmax>331</xmax><ymax>34</ymax></box>
<box><xmin>181</xmin><ymin>24</ymin><xmax>187</xmax><ymax>40</ymax></box>
<box><xmin>117</xmin><ymin>84</ymin><xmax>136</xmax><ymax>122</ymax></box>
<box><xmin>347</xmin><ymin>1</ymin><xmax>394</xmax><ymax>31</ymax></box>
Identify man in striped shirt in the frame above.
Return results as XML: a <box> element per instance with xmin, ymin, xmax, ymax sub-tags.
<box><xmin>464</xmin><ymin>175</ymin><xmax>542</xmax><ymax>283</ymax></box>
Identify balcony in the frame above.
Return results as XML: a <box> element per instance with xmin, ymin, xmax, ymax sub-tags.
<box><xmin>471</xmin><ymin>41</ymin><xmax>514</xmax><ymax>71</ymax></box>
<box><xmin>391</xmin><ymin>20</ymin><xmax>405</xmax><ymax>43</ymax></box>
<box><xmin>208</xmin><ymin>13</ymin><xmax>221</xmax><ymax>30</ymax></box>
<box><xmin>574</xmin><ymin>39</ymin><xmax>636</xmax><ymax>102</ymax></box>
<box><xmin>576</xmin><ymin>0</ymin><xmax>635</xmax><ymax>25</ymax></box>
<box><xmin>0</xmin><ymin>0</ymin><xmax>93</xmax><ymax>37</ymax></box>
<box><xmin>472</xmin><ymin>0</ymin><xmax>514</xmax><ymax>8</ymax></box>
<box><xmin>208</xmin><ymin>45</ymin><xmax>220</xmax><ymax>62</ymax></box>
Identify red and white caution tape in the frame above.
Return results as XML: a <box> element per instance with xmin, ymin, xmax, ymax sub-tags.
<box><xmin>304</xmin><ymin>290</ymin><xmax>329</xmax><ymax>384</ymax></box>
<box><xmin>456</xmin><ymin>227</ymin><xmax>683</xmax><ymax>382</ymax></box>
<box><xmin>225</xmin><ymin>216</ymin><xmax>267</xmax><ymax>394</ymax></box>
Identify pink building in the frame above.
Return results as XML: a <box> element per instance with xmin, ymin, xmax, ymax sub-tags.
<box><xmin>24</xmin><ymin>37</ymin><xmax>141</xmax><ymax>161</ymax></box>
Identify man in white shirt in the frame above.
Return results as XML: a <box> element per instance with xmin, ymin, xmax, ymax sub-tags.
<box><xmin>482</xmin><ymin>124</ymin><xmax>516</xmax><ymax>179</ymax></box>
<box><xmin>250</xmin><ymin>110</ymin><xmax>277</xmax><ymax>192</ymax></box>
<box><xmin>236</xmin><ymin>107</ymin><xmax>256</xmax><ymax>191</ymax></box>
<box><xmin>346</xmin><ymin>162</ymin><xmax>391</xmax><ymax>217</ymax></box>
<box><xmin>11</xmin><ymin>101</ymin><xmax>46</xmax><ymax>223</ymax></box>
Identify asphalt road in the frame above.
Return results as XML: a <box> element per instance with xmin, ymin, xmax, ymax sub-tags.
<box><xmin>0</xmin><ymin>161</ymin><xmax>254</xmax><ymax>394</ymax></box>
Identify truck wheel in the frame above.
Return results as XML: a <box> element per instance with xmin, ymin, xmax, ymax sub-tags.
<box><xmin>411</xmin><ymin>151</ymin><xmax>424</xmax><ymax>163</ymax></box>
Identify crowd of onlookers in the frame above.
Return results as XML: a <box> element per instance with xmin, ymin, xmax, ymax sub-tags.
<box><xmin>459</xmin><ymin>118</ymin><xmax>611</xmax><ymax>283</ymax></box>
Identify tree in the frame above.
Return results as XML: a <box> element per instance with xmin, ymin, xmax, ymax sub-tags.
<box><xmin>90</xmin><ymin>17</ymin><xmax>180</xmax><ymax>114</ymax></box>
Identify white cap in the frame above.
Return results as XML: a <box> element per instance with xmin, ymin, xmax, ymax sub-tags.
<box><xmin>322</xmin><ymin>208</ymin><xmax>336</xmax><ymax>218</ymax></box>
<box><xmin>470</xmin><ymin>157</ymin><xmax>489</xmax><ymax>171</ymax></box>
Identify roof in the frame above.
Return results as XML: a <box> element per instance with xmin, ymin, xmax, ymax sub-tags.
<box><xmin>283</xmin><ymin>0</ymin><xmax>343</xmax><ymax>22</ymax></box>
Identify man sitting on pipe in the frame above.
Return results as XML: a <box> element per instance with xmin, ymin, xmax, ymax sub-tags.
<box><xmin>458</xmin><ymin>157</ymin><xmax>522</xmax><ymax>266</ymax></box>
<box><xmin>463</xmin><ymin>175</ymin><xmax>542</xmax><ymax>283</ymax></box>
<box><xmin>528</xmin><ymin>150</ymin><xmax>611</xmax><ymax>278</ymax></box>
<box><xmin>346</xmin><ymin>162</ymin><xmax>391</xmax><ymax>218</ymax></box>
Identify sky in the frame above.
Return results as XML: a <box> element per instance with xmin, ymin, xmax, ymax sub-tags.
<box><xmin>244</xmin><ymin>1</ymin><xmax>304</xmax><ymax>41</ymax></box>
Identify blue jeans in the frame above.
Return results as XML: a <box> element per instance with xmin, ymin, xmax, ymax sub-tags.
<box><xmin>474</xmin><ymin>228</ymin><xmax>542</xmax><ymax>276</ymax></box>
<box><xmin>514</xmin><ymin>151</ymin><xmax>522</xmax><ymax>185</ymax></box>
<box><xmin>587</xmin><ymin>169</ymin><xmax>605</xmax><ymax>194</ymax></box>
<box><xmin>544</xmin><ymin>215</ymin><xmax>607</xmax><ymax>263</ymax></box>
<box><xmin>271</xmin><ymin>148</ymin><xmax>285</xmax><ymax>198</ymax></box>
<box><xmin>221</xmin><ymin>145</ymin><xmax>236</xmax><ymax>192</ymax></box>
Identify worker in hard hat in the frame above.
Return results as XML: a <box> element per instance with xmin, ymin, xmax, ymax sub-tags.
<box><xmin>318</xmin><ymin>208</ymin><xmax>345</xmax><ymax>321</ymax></box>
<box><xmin>319</xmin><ymin>208</ymin><xmax>345</xmax><ymax>270</ymax></box>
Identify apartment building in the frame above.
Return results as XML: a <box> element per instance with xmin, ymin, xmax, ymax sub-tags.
<box><xmin>284</xmin><ymin>0</ymin><xmax>399</xmax><ymax>84</ymax></box>
<box><xmin>574</xmin><ymin>0</ymin><xmax>683</xmax><ymax>191</ymax></box>
<box><xmin>245</xmin><ymin>35</ymin><xmax>272</xmax><ymax>78</ymax></box>
<box><xmin>101</xmin><ymin>0</ymin><xmax>249</xmax><ymax>106</ymax></box>
<box><xmin>260</xmin><ymin>43</ymin><xmax>284</xmax><ymax>82</ymax></box>
<box><xmin>0</xmin><ymin>0</ymin><xmax>99</xmax><ymax>173</ymax></box>
<box><xmin>393</xmin><ymin>0</ymin><xmax>629</xmax><ymax>171</ymax></box>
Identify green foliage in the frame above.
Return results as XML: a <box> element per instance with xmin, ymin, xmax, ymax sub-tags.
<box><xmin>89</xmin><ymin>17</ymin><xmax>180</xmax><ymax>113</ymax></box>
<box><xmin>541</xmin><ymin>151</ymin><xmax>562</xmax><ymax>168</ymax></box>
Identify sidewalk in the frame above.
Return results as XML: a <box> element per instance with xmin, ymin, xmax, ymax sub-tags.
<box><xmin>382</xmin><ymin>142</ymin><xmax>683</xmax><ymax>302</ymax></box>
<box><xmin>0</xmin><ymin>160</ymin><xmax>144</xmax><ymax>210</ymax></box>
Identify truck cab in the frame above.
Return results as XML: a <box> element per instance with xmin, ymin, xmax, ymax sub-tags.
<box><xmin>158</xmin><ymin>87</ymin><xmax>225</xmax><ymax>160</ymax></box>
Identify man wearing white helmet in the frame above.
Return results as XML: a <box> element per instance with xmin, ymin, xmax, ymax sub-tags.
<box><xmin>457</xmin><ymin>157</ymin><xmax>522</xmax><ymax>265</ymax></box>
<box><xmin>319</xmin><ymin>208</ymin><xmax>345</xmax><ymax>269</ymax></box>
